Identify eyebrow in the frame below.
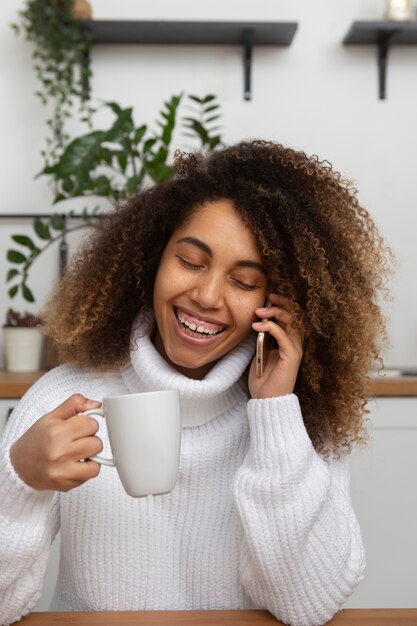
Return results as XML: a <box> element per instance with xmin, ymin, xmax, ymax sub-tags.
<box><xmin>176</xmin><ymin>236</ymin><xmax>267</xmax><ymax>275</ymax></box>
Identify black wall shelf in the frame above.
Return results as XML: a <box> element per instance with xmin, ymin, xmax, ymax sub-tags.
<box><xmin>84</xmin><ymin>20</ymin><xmax>298</xmax><ymax>101</ymax></box>
<box><xmin>343</xmin><ymin>21</ymin><xmax>417</xmax><ymax>99</ymax></box>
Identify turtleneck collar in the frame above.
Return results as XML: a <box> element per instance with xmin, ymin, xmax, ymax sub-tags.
<box><xmin>119</xmin><ymin>317</ymin><xmax>256</xmax><ymax>427</ymax></box>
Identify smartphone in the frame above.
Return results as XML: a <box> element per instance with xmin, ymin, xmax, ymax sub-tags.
<box><xmin>255</xmin><ymin>300</ymin><xmax>272</xmax><ymax>377</ymax></box>
<box><xmin>256</xmin><ymin>330</ymin><xmax>270</xmax><ymax>377</ymax></box>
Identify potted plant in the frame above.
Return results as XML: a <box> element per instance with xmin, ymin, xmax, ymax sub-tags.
<box><xmin>2</xmin><ymin>309</ymin><xmax>43</xmax><ymax>372</ymax></box>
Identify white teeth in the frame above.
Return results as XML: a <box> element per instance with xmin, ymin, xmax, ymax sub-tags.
<box><xmin>176</xmin><ymin>310</ymin><xmax>223</xmax><ymax>336</ymax></box>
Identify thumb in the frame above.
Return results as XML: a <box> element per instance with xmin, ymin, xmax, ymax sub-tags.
<box><xmin>47</xmin><ymin>394</ymin><xmax>102</xmax><ymax>421</ymax></box>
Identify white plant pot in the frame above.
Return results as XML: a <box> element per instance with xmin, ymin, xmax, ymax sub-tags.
<box><xmin>3</xmin><ymin>327</ymin><xmax>43</xmax><ymax>372</ymax></box>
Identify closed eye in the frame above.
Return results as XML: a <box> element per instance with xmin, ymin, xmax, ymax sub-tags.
<box><xmin>231</xmin><ymin>278</ymin><xmax>259</xmax><ymax>291</ymax></box>
<box><xmin>177</xmin><ymin>256</ymin><xmax>259</xmax><ymax>290</ymax></box>
<box><xmin>177</xmin><ymin>256</ymin><xmax>202</xmax><ymax>270</ymax></box>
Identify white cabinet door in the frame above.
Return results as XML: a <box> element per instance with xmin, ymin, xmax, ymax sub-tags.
<box><xmin>345</xmin><ymin>397</ymin><xmax>417</xmax><ymax>608</ymax></box>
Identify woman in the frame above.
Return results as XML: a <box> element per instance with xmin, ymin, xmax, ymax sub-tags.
<box><xmin>0</xmin><ymin>141</ymin><xmax>391</xmax><ymax>626</ymax></box>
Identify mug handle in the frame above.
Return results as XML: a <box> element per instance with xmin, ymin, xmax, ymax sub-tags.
<box><xmin>83</xmin><ymin>408</ymin><xmax>115</xmax><ymax>467</ymax></box>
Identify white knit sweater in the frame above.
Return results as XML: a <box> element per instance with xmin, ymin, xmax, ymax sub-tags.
<box><xmin>0</xmin><ymin>328</ymin><xmax>365</xmax><ymax>626</ymax></box>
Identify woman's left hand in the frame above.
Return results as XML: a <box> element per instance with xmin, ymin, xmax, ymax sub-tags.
<box><xmin>248</xmin><ymin>293</ymin><xmax>304</xmax><ymax>399</ymax></box>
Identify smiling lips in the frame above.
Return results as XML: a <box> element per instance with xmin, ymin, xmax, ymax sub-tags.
<box><xmin>175</xmin><ymin>307</ymin><xmax>226</xmax><ymax>338</ymax></box>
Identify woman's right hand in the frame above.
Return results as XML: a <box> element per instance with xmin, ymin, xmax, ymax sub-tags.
<box><xmin>9</xmin><ymin>394</ymin><xmax>103</xmax><ymax>492</ymax></box>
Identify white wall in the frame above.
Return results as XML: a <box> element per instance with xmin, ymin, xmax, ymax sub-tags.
<box><xmin>1</xmin><ymin>0</ymin><xmax>416</xmax><ymax>367</ymax></box>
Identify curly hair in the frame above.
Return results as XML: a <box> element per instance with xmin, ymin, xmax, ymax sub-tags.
<box><xmin>42</xmin><ymin>140</ymin><xmax>393</xmax><ymax>456</ymax></box>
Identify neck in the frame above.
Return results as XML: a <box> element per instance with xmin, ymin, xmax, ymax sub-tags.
<box><xmin>151</xmin><ymin>329</ymin><xmax>218</xmax><ymax>380</ymax></box>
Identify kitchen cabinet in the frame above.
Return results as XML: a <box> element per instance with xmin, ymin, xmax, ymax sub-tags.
<box><xmin>345</xmin><ymin>397</ymin><xmax>417</xmax><ymax>607</ymax></box>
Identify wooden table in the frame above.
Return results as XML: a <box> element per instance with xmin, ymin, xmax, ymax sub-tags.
<box><xmin>18</xmin><ymin>610</ymin><xmax>417</xmax><ymax>625</ymax></box>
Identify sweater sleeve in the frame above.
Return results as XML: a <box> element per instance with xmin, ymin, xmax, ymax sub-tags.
<box><xmin>0</xmin><ymin>374</ymin><xmax>60</xmax><ymax>626</ymax></box>
<box><xmin>232</xmin><ymin>394</ymin><xmax>365</xmax><ymax>626</ymax></box>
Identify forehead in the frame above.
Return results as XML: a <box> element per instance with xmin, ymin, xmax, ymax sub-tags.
<box><xmin>170</xmin><ymin>200</ymin><xmax>261</xmax><ymax>259</ymax></box>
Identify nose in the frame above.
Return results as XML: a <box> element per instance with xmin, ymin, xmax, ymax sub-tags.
<box><xmin>189</xmin><ymin>272</ymin><xmax>225</xmax><ymax>309</ymax></box>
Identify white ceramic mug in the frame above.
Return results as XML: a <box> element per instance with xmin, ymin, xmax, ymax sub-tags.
<box><xmin>85</xmin><ymin>390</ymin><xmax>181</xmax><ymax>497</ymax></box>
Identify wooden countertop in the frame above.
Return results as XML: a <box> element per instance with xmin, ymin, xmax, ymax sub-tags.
<box><xmin>367</xmin><ymin>375</ymin><xmax>417</xmax><ymax>397</ymax></box>
<box><xmin>18</xmin><ymin>609</ymin><xmax>417</xmax><ymax>625</ymax></box>
<box><xmin>1</xmin><ymin>370</ymin><xmax>417</xmax><ymax>399</ymax></box>
<box><xmin>0</xmin><ymin>370</ymin><xmax>46</xmax><ymax>398</ymax></box>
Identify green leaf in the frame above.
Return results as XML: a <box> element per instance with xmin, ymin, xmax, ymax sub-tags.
<box><xmin>34</xmin><ymin>218</ymin><xmax>51</xmax><ymax>240</ymax></box>
<box><xmin>12</xmin><ymin>235</ymin><xmax>36</xmax><ymax>250</ymax></box>
<box><xmin>203</xmin><ymin>104</ymin><xmax>220</xmax><ymax>114</ymax></box>
<box><xmin>204</xmin><ymin>115</ymin><xmax>221</xmax><ymax>124</ymax></box>
<box><xmin>62</xmin><ymin>177</ymin><xmax>74</xmax><ymax>193</ymax></box>
<box><xmin>8</xmin><ymin>285</ymin><xmax>18</xmax><ymax>298</ymax></box>
<box><xmin>6</xmin><ymin>268</ymin><xmax>19</xmax><ymax>282</ymax></box>
<box><xmin>22</xmin><ymin>284</ymin><xmax>35</xmax><ymax>303</ymax></box>
<box><xmin>133</xmin><ymin>125</ymin><xmax>147</xmax><ymax>145</ymax></box>
<box><xmin>184</xmin><ymin>119</ymin><xmax>209</xmax><ymax>144</ymax></box>
<box><xmin>100</xmin><ymin>147</ymin><xmax>113</xmax><ymax>166</ymax></box>
<box><xmin>106</xmin><ymin>101</ymin><xmax>123</xmax><ymax>115</ymax></box>
<box><xmin>208</xmin><ymin>136</ymin><xmax>222</xmax><ymax>150</ymax></box>
<box><xmin>188</xmin><ymin>94</ymin><xmax>216</xmax><ymax>104</ymax></box>
<box><xmin>143</xmin><ymin>138</ymin><xmax>157</xmax><ymax>153</ymax></box>
<box><xmin>155</xmin><ymin>94</ymin><xmax>182</xmax><ymax>147</ymax></box>
<box><xmin>150</xmin><ymin>164</ymin><xmax>173</xmax><ymax>183</ymax></box>
<box><xmin>104</xmin><ymin>107</ymin><xmax>134</xmax><ymax>142</ymax></box>
<box><xmin>7</xmin><ymin>250</ymin><xmax>27</xmax><ymax>264</ymax></box>
<box><xmin>127</xmin><ymin>175</ymin><xmax>142</xmax><ymax>194</ymax></box>
<box><xmin>94</xmin><ymin>175</ymin><xmax>112</xmax><ymax>196</ymax></box>
<box><xmin>51</xmin><ymin>214</ymin><xmax>66</xmax><ymax>230</ymax></box>
<box><xmin>45</xmin><ymin>131</ymin><xmax>105</xmax><ymax>180</ymax></box>
<box><xmin>187</xmin><ymin>95</ymin><xmax>203</xmax><ymax>104</ymax></box>
<box><xmin>117</xmin><ymin>153</ymin><xmax>127</xmax><ymax>171</ymax></box>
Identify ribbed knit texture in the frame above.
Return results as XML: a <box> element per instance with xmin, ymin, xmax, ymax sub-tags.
<box><xmin>0</xmin><ymin>325</ymin><xmax>365</xmax><ymax>626</ymax></box>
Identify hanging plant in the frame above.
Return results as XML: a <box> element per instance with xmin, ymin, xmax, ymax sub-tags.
<box><xmin>12</xmin><ymin>0</ymin><xmax>94</xmax><ymax>168</ymax></box>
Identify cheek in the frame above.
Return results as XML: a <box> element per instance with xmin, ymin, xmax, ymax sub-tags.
<box><xmin>232</xmin><ymin>295</ymin><xmax>264</xmax><ymax>331</ymax></box>
<box><xmin>153</xmin><ymin>262</ymin><xmax>189</xmax><ymax>306</ymax></box>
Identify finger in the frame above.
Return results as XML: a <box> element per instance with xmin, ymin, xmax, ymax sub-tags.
<box><xmin>252</xmin><ymin>320</ymin><xmax>303</xmax><ymax>356</ymax></box>
<box><xmin>64</xmin><ymin>459</ymin><xmax>101</xmax><ymax>488</ymax></box>
<box><xmin>72</xmin><ymin>435</ymin><xmax>103</xmax><ymax>461</ymax></box>
<box><xmin>46</xmin><ymin>394</ymin><xmax>102</xmax><ymax>422</ymax></box>
<box><xmin>255</xmin><ymin>305</ymin><xmax>293</xmax><ymax>326</ymax></box>
<box><xmin>67</xmin><ymin>414</ymin><xmax>100</xmax><ymax>440</ymax></box>
<box><xmin>267</xmin><ymin>293</ymin><xmax>296</xmax><ymax>308</ymax></box>
<box><xmin>266</xmin><ymin>294</ymin><xmax>304</xmax><ymax>336</ymax></box>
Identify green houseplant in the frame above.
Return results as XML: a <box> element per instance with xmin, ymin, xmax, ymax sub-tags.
<box><xmin>8</xmin><ymin>1</ymin><xmax>223</xmax><ymax>305</ymax></box>
<box><xmin>12</xmin><ymin>0</ymin><xmax>94</xmax><ymax>167</ymax></box>
<box><xmin>6</xmin><ymin>93</ymin><xmax>223</xmax><ymax>302</ymax></box>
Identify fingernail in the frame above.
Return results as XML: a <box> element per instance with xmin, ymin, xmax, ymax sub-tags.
<box><xmin>86</xmin><ymin>399</ymin><xmax>101</xmax><ymax>407</ymax></box>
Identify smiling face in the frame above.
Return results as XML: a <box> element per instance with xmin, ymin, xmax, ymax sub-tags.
<box><xmin>152</xmin><ymin>199</ymin><xmax>268</xmax><ymax>379</ymax></box>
